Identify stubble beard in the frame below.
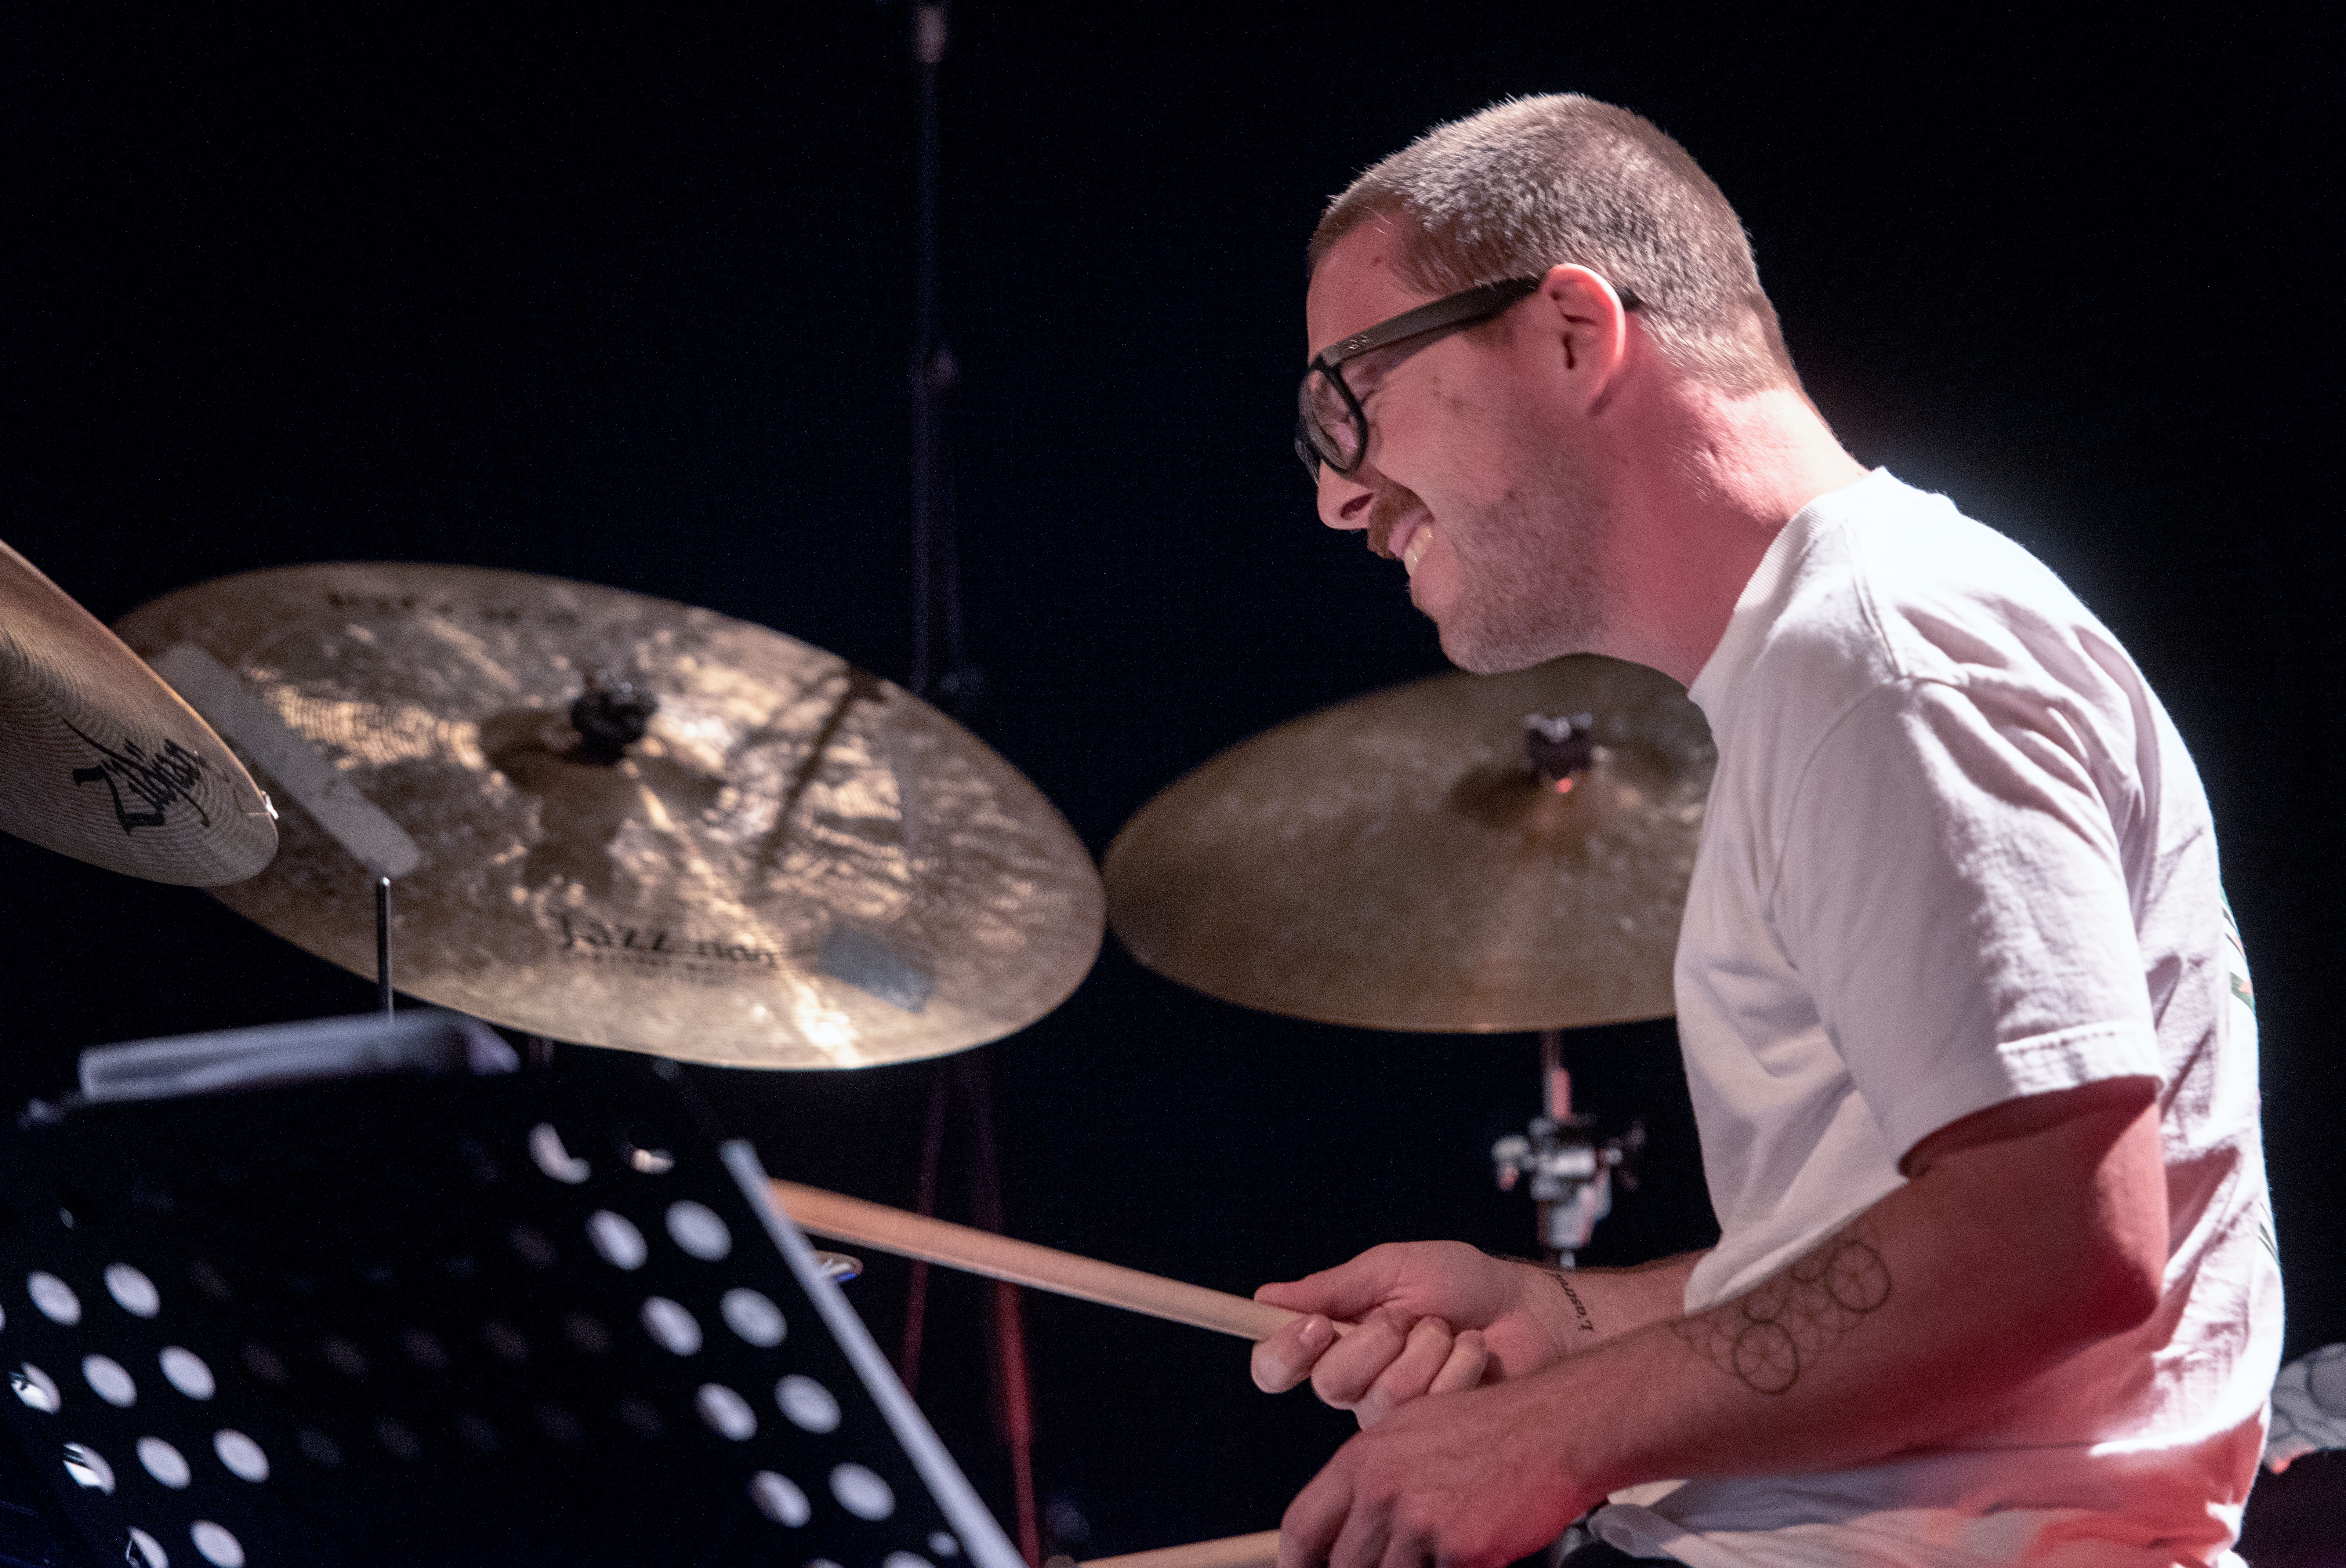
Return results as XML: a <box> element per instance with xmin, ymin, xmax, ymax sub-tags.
<box><xmin>1425</xmin><ymin>450</ymin><xmax>1614</xmax><ymax>675</ymax></box>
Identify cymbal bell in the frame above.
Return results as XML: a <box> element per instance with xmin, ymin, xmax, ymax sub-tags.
<box><xmin>0</xmin><ymin>539</ymin><xmax>277</xmax><ymax>885</ymax></box>
<box><xmin>115</xmin><ymin>563</ymin><xmax>1103</xmax><ymax>1069</ymax></box>
<box><xmin>1103</xmin><ymin>656</ymin><xmax>1713</xmax><ymax>1033</ymax></box>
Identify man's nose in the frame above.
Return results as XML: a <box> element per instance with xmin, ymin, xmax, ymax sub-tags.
<box><xmin>1317</xmin><ymin>462</ymin><xmax>1376</xmax><ymax>531</ymax></box>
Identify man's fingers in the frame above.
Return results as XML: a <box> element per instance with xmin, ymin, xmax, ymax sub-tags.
<box><xmin>1254</xmin><ymin>1277</ymin><xmax>1326</xmax><ymax>1311</ymax></box>
<box><xmin>1255</xmin><ymin>1247</ymin><xmax>1408</xmax><ymax>1320</ymax></box>
<box><xmin>1428</xmin><ymin>1328</ymin><xmax>1488</xmax><ymax>1394</ymax></box>
<box><xmin>1252</xmin><ymin>1313</ymin><xmax>1337</xmax><ymax>1394</ymax></box>
<box><xmin>1277</xmin><ymin>1459</ymin><xmax>1353</xmax><ymax>1568</ymax></box>
<box><xmin>1355</xmin><ymin>1316</ymin><xmax>1460</xmax><ymax>1427</ymax></box>
<box><xmin>1256</xmin><ymin>1267</ymin><xmax>1378</xmax><ymax>1316</ymax></box>
<box><xmin>1310</xmin><ymin>1308</ymin><xmax>1414</xmax><ymax>1409</ymax></box>
<box><xmin>1376</xmin><ymin>1514</ymin><xmax>1430</xmax><ymax>1568</ymax></box>
<box><xmin>1327</xmin><ymin>1480</ymin><xmax>1392</xmax><ymax>1568</ymax></box>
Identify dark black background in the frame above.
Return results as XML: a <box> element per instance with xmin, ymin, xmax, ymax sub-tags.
<box><xmin>4</xmin><ymin>4</ymin><xmax>2337</xmax><ymax>1557</ymax></box>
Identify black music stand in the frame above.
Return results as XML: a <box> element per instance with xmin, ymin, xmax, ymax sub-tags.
<box><xmin>0</xmin><ymin>1012</ymin><xmax>1023</xmax><ymax>1568</ymax></box>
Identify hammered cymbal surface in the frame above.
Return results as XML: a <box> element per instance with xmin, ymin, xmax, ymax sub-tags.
<box><xmin>115</xmin><ymin>563</ymin><xmax>1103</xmax><ymax>1068</ymax></box>
<box><xmin>0</xmin><ymin>539</ymin><xmax>277</xmax><ymax>884</ymax></box>
<box><xmin>1103</xmin><ymin>656</ymin><xmax>1713</xmax><ymax>1032</ymax></box>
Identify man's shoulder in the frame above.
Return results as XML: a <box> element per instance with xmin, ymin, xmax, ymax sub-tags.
<box><xmin>1758</xmin><ymin>475</ymin><xmax>2128</xmax><ymax>709</ymax></box>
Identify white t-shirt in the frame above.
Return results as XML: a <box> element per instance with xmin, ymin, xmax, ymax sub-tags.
<box><xmin>1591</xmin><ymin>472</ymin><xmax>2281</xmax><ymax>1568</ymax></box>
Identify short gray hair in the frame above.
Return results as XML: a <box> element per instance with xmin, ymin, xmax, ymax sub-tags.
<box><xmin>1312</xmin><ymin>95</ymin><xmax>1795</xmax><ymax>393</ymax></box>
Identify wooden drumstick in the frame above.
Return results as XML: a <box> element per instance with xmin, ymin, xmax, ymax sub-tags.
<box><xmin>769</xmin><ymin>1180</ymin><xmax>1343</xmax><ymax>1342</ymax></box>
<box><xmin>1068</xmin><ymin>1531</ymin><xmax>1281</xmax><ymax>1568</ymax></box>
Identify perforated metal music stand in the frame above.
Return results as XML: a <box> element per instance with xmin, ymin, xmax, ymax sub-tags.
<box><xmin>0</xmin><ymin>1012</ymin><xmax>1023</xmax><ymax>1568</ymax></box>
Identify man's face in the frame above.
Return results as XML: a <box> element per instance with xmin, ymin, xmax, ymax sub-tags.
<box><xmin>1304</xmin><ymin>219</ymin><xmax>1613</xmax><ymax>672</ymax></box>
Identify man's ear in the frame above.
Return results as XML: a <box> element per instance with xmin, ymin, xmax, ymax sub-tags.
<box><xmin>1534</xmin><ymin>263</ymin><xmax>1634</xmax><ymax>408</ymax></box>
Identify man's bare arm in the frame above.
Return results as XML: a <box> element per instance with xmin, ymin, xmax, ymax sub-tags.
<box><xmin>1277</xmin><ymin>1078</ymin><xmax>2166</xmax><ymax>1568</ymax></box>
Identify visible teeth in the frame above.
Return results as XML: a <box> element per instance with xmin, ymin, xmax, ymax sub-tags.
<box><xmin>1402</xmin><ymin>526</ymin><xmax>1433</xmax><ymax>575</ymax></box>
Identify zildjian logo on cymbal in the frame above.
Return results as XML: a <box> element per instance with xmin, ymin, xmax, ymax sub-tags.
<box><xmin>65</xmin><ymin>721</ymin><xmax>214</xmax><ymax>833</ymax></box>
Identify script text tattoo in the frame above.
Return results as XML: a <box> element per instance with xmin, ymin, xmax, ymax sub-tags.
<box><xmin>1555</xmin><ymin>1275</ymin><xmax>1598</xmax><ymax>1333</ymax></box>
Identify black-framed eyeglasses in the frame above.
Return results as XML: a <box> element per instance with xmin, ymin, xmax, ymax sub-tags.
<box><xmin>1293</xmin><ymin>274</ymin><xmax>1639</xmax><ymax>480</ymax></box>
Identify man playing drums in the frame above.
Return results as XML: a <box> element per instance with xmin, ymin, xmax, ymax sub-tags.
<box><xmin>1255</xmin><ymin>95</ymin><xmax>2279</xmax><ymax>1568</ymax></box>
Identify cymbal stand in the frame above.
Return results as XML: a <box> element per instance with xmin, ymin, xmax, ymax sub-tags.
<box><xmin>1491</xmin><ymin>1030</ymin><xmax>1644</xmax><ymax>1268</ymax></box>
<box><xmin>375</xmin><ymin>874</ymin><xmax>395</xmax><ymax>1016</ymax></box>
<box><xmin>1491</xmin><ymin>719</ymin><xmax>1645</xmax><ymax>1267</ymax></box>
<box><xmin>908</xmin><ymin>1</ymin><xmax>977</xmax><ymax>711</ymax></box>
<box><xmin>894</xmin><ymin>6</ymin><xmax>1035</xmax><ymax>1563</ymax></box>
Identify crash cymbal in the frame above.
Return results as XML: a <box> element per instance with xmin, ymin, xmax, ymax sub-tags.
<box><xmin>0</xmin><ymin>540</ymin><xmax>277</xmax><ymax>885</ymax></box>
<box><xmin>115</xmin><ymin>564</ymin><xmax>1103</xmax><ymax>1068</ymax></box>
<box><xmin>1103</xmin><ymin>656</ymin><xmax>1713</xmax><ymax>1033</ymax></box>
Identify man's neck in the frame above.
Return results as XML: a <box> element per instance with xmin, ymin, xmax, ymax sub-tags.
<box><xmin>1594</xmin><ymin>381</ymin><xmax>1868</xmax><ymax>686</ymax></box>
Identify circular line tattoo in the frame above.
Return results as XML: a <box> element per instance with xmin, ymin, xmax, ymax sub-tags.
<box><xmin>1669</xmin><ymin>1231</ymin><xmax>1892</xmax><ymax>1395</ymax></box>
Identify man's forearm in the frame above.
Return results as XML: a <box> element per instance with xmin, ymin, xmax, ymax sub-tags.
<box><xmin>1540</xmin><ymin>1098</ymin><xmax>2164</xmax><ymax>1495</ymax></box>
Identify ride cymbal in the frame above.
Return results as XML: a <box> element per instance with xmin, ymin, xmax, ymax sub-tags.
<box><xmin>0</xmin><ymin>540</ymin><xmax>276</xmax><ymax>885</ymax></box>
<box><xmin>1103</xmin><ymin>656</ymin><xmax>1712</xmax><ymax>1033</ymax></box>
<box><xmin>115</xmin><ymin>563</ymin><xmax>1103</xmax><ymax>1068</ymax></box>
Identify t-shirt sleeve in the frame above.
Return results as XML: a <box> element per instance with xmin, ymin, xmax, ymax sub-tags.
<box><xmin>1769</xmin><ymin>675</ymin><xmax>2161</xmax><ymax>1162</ymax></box>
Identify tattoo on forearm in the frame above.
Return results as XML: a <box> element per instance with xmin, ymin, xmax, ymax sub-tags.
<box><xmin>1555</xmin><ymin>1276</ymin><xmax>1598</xmax><ymax>1333</ymax></box>
<box><xmin>1668</xmin><ymin>1227</ymin><xmax>1891</xmax><ymax>1395</ymax></box>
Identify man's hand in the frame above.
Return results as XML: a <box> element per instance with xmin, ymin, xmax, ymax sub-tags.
<box><xmin>1250</xmin><ymin>1243</ymin><xmax>1570</xmax><ymax>1424</ymax></box>
<box><xmin>1278</xmin><ymin>1376</ymin><xmax>1596</xmax><ymax>1568</ymax></box>
<box><xmin>1251</xmin><ymin>1242</ymin><xmax>1703</xmax><ymax>1426</ymax></box>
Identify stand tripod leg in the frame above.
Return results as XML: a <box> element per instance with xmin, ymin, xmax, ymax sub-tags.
<box><xmin>901</xmin><ymin>1062</ymin><xmax>953</xmax><ymax>1393</ymax></box>
<box><xmin>893</xmin><ymin>1053</ymin><xmax>1044</xmax><ymax>1567</ymax></box>
<box><xmin>966</xmin><ymin>1053</ymin><xmax>1041</xmax><ymax>1568</ymax></box>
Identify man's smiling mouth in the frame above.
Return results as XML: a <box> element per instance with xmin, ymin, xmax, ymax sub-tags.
<box><xmin>1401</xmin><ymin>525</ymin><xmax>1434</xmax><ymax>575</ymax></box>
